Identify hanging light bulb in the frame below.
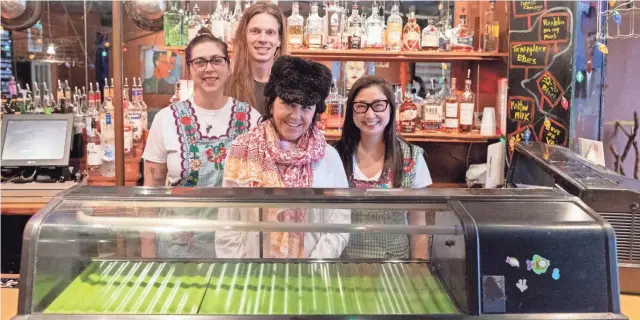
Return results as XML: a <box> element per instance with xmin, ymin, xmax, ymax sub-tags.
<box><xmin>102</xmin><ymin>50</ymin><xmax>108</xmax><ymax>57</ymax></box>
<box><xmin>28</xmin><ymin>54</ymin><xmax>35</xmax><ymax>60</ymax></box>
<box><xmin>46</xmin><ymin>44</ymin><xmax>56</xmax><ymax>55</ymax></box>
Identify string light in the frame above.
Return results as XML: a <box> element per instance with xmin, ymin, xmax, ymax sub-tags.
<box><xmin>46</xmin><ymin>44</ymin><xmax>56</xmax><ymax>55</ymax></box>
<box><xmin>102</xmin><ymin>50</ymin><xmax>107</xmax><ymax>57</ymax></box>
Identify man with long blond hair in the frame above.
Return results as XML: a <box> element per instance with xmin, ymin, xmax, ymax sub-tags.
<box><xmin>225</xmin><ymin>2</ymin><xmax>288</xmax><ymax>115</ymax></box>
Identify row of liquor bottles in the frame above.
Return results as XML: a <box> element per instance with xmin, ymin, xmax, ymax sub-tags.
<box><xmin>164</xmin><ymin>0</ymin><xmax>500</xmax><ymax>53</ymax></box>
<box><xmin>287</xmin><ymin>0</ymin><xmax>498</xmax><ymax>52</ymax></box>
<box><xmin>320</xmin><ymin>69</ymin><xmax>482</xmax><ymax>134</ymax></box>
<box><xmin>164</xmin><ymin>0</ymin><xmax>245</xmax><ymax>48</ymax></box>
<box><xmin>2</xmin><ymin>77</ymin><xmax>149</xmax><ymax>178</ymax></box>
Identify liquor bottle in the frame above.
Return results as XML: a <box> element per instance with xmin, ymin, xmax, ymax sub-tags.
<box><xmin>187</xmin><ymin>3</ymin><xmax>204</xmax><ymax>43</ymax></box>
<box><xmin>138</xmin><ymin>77</ymin><xmax>149</xmax><ymax>132</ymax></box>
<box><xmin>412</xmin><ymin>86</ymin><xmax>425</xmax><ymax>128</ymax></box>
<box><xmin>122</xmin><ymin>78</ymin><xmax>133</xmax><ymax>158</ymax></box>
<box><xmin>422</xmin><ymin>78</ymin><xmax>442</xmax><ymax>131</ymax></box>
<box><xmin>24</xmin><ymin>84</ymin><xmax>34</xmax><ymax>114</ymax></box>
<box><xmin>399</xmin><ymin>84</ymin><xmax>418</xmax><ymax>133</ymax></box>
<box><xmin>211</xmin><ymin>0</ymin><xmax>227</xmax><ymax>41</ymax></box>
<box><xmin>100</xmin><ymin>78</ymin><xmax>112</xmax><ymax>135</ymax></box>
<box><xmin>164</xmin><ymin>0</ymin><xmax>182</xmax><ymax>47</ymax></box>
<box><xmin>64</xmin><ymin>80</ymin><xmax>72</xmax><ymax>113</ymax></box>
<box><xmin>42</xmin><ymin>82</ymin><xmax>53</xmax><ymax>115</ymax></box>
<box><xmin>323</xmin><ymin>79</ymin><xmax>345</xmax><ymax>130</ymax></box>
<box><xmin>86</xmin><ymin>119</ymin><xmax>102</xmax><ymax>177</ymax></box>
<box><xmin>100</xmin><ymin>100</ymin><xmax>116</xmax><ymax>177</ymax></box>
<box><xmin>305</xmin><ymin>2</ymin><xmax>324</xmax><ymax>49</ymax></box>
<box><xmin>326</xmin><ymin>0</ymin><xmax>343</xmax><ymax>49</ymax></box>
<box><xmin>445</xmin><ymin>77</ymin><xmax>459</xmax><ymax>132</ymax></box>
<box><xmin>347</xmin><ymin>1</ymin><xmax>363</xmax><ymax>49</ymax></box>
<box><xmin>386</xmin><ymin>2</ymin><xmax>402</xmax><ymax>51</ymax></box>
<box><xmin>360</xmin><ymin>10</ymin><xmax>368</xmax><ymax>48</ymax></box>
<box><xmin>56</xmin><ymin>79</ymin><xmax>65</xmax><ymax>113</ymax></box>
<box><xmin>421</xmin><ymin>19</ymin><xmax>440</xmax><ymax>51</ymax></box>
<box><xmin>181</xmin><ymin>2</ymin><xmax>190</xmax><ymax>46</ymax></box>
<box><xmin>452</xmin><ymin>15</ymin><xmax>474</xmax><ymax>51</ymax></box>
<box><xmin>228</xmin><ymin>0</ymin><xmax>243</xmax><ymax>49</ymax></box>
<box><xmin>88</xmin><ymin>82</ymin><xmax>96</xmax><ymax>112</ymax></box>
<box><xmin>130</xmin><ymin>77</ymin><xmax>143</xmax><ymax>144</ymax></box>
<box><xmin>287</xmin><ymin>1</ymin><xmax>304</xmax><ymax>49</ymax></box>
<box><xmin>109</xmin><ymin>78</ymin><xmax>115</xmax><ymax>100</ymax></box>
<box><xmin>403</xmin><ymin>6</ymin><xmax>421</xmax><ymax>51</ymax></box>
<box><xmin>95</xmin><ymin>82</ymin><xmax>101</xmax><ymax>106</ymax></box>
<box><xmin>394</xmin><ymin>84</ymin><xmax>402</xmax><ymax>128</ymax></box>
<box><xmin>459</xmin><ymin>69</ymin><xmax>475</xmax><ymax>132</ymax></box>
<box><xmin>483</xmin><ymin>0</ymin><xmax>499</xmax><ymax>53</ymax></box>
<box><xmin>365</xmin><ymin>4</ymin><xmax>384</xmax><ymax>49</ymax></box>
<box><xmin>33</xmin><ymin>82</ymin><xmax>44</xmax><ymax>114</ymax></box>
<box><xmin>8</xmin><ymin>77</ymin><xmax>19</xmax><ymax>114</ymax></box>
<box><xmin>440</xmin><ymin>14</ymin><xmax>453</xmax><ymax>51</ymax></box>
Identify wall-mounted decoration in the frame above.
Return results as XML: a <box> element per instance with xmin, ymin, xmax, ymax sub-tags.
<box><xmin>141</xmin><ymin>46</ymin><xmax>183</xmax><ymax>95</ymax></box>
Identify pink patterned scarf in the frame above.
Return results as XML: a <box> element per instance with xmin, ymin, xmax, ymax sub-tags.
<box><xmin>224</xmin><ymin>120</ymin><xmax>326</xmax><ymax>257</ymax></box>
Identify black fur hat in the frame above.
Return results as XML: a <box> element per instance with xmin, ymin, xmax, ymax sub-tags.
<box><xmin>264</xmin><ymin>56</ymin><xmax>332</xmax><ymax>114</ymax></box>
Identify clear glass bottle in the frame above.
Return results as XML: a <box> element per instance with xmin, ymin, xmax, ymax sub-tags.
<box><xmin>228</xmin><ymin>0</ymin><xmax>242</xmax><ymax>49</ymax></box>
<box><xmin>100</xmin><ymin>82</ymin><xmax>115</xmax><ymax>177</ymax></box>
<box><xmin>452</xmin><ymin>15</ymin><xmax>474</xmax><ymax>51</ymax></box>
<box><xmin>42</xmin><ymin>82</ymin><xmax>53</xmax><ymax>115</ymax></box>
<box><xmin>129</xmin><ymin>78</ymin><xmax>144</xmax><ymax>146</ymax></box>
<box><xmin>211</xmin><ymin>0</ymin><xmax>227</xmax><ymax>41</ymax></box>
<box><xmin>288</xmin><ymin>1</ymin><xmax>304</xmax><ymax>48</ymax></box>
<box><xmin>188</xmin><ymin>3</ymin><xmax>204</xmax><ymax>43</ymax></box>
<box><xmin>322</xmin><ymin>79</ymin><xmax>345</xmax><ymax>131</ymax></box>
<box><xmin>386</xmin><ymin>2</ymin><xmax>403</xmax><ymax>51</ymax></box>
<box><xmin>88</xmin><ymin>82</ymin><xmax>96</xmax><ymax>113</ymax></box>
<box><xmin>32</xmin><ymin>82</ymin><xmax>44</xmax><ymax>114</ymax></box>
<box><xmin>365</xmin><ymin>5</ymin><xmax>384</xmax><ymax>49</ymax></box>
<box><xmin>399</xmin><ymin>84</ymin><xmax>418</xmax><ymax>133</ymax></box>
<box><xmin>403</xmin><ymin>6</ymin><xmax>421</xmax><ymax>51</ymax></box>
<box><xmin>164</xmin><ymin>0</ymin><xmax>182</xmax><ymax>46</ymax></box>
<box><xmin>305</xmin><ymin>2</ymin><xmax>324</xmax><ymax>49</ymax></box>
<box><xmin>181</xmin><ymin>2</ymin><xmax>190</xmax><ymax>46</ymax></box>
<box><xmin>326</xmin><ymin>0</ymin><xmax>343</xmax><ymax>49</ymax></box>
<box><xmin>445</xmin><ymin>77</ymin><xmax>459</xmax><ymax>132</ymax></box>
<box><xmin>459</xmin><ymin>69</ymin><xmax>475</xmax><ymax>132</ymax></box>
<box><xmin>421</xmin><ymin>19</ymin><xmax>440</xmax><ymax>51</ymax></box>
<box><xmin>347</xmin><ymin>2</ymin><xmax>363</xmax><ymax>49</ymax></box>
<box><xmin>440</xmin><ymin>15</ymin><xmax>453</xmax><ymax>51</ymax></box>
<box><xmin>95</xmin><ymin>82</ymin><xmax>101</xmax><ymax>106</ymax></box>
<box><xmin>412</xmin><ymin>86</ymin><xmax>425</xmax><ymax>128</ymax></box>
<box><xmin>483</xmin><ymin>0</ymin><xmax>499</xmax><ymax>53</ymax></box>
<box><xmin>122</xmin><ymin>78</ymin><xmax>133</xmax><ymax>158</ymax></box>
<box><xmin>64</xmin><ymin>80</ymin><xmax>72</xmax><ymax>113</ymax></box>
<box><xmin>138</xmin><ymin>78</ymin><xmax>149</xmax><ymax>132</ymax></box>
<box><xmin>422</xmin><ymin>78</ymin><xmax>443</xmax><ymax>131</ymax></box>
<box><xmin>86</xmin><ymin>119</ymin><xmax>102</xmax><ymax>177</ymax></box>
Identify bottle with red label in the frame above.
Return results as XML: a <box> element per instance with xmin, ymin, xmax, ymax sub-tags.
<box><xmin>399</xmin><ymin>84</ymin><xmax>418</xmax><ymax>133</ymax></box>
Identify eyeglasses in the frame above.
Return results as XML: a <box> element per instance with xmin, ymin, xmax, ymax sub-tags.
<box><xmin>189</xmin><ymin>56</ymin><xmax>229</xmax><ymax>70</ymax></box>
<box><xmin>352</xmin><ymin>100</ymin><xmax>390</xmax><ymax>114</ymax></box>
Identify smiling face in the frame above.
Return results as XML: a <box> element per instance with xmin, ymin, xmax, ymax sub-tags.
<box><xmin>271</xmin><ymin>97</ymin><xmax>316</xmax><ymax>143</ymax></box>
<box><xmin>352</xmin><ymin>85</ymin><xmax>391</xmax><ymax>139</ymax></box>
<box><xmin>246</xmin><ymin>13</ymin><xmax>282</xmax><ymax>65</ymax></box>
<box><xmin>188</xmin><ymin>41</ymin><xmax>229</xmax><ymax>94</ymax></box>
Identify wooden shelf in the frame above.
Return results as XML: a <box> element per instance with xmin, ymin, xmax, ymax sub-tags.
<box><xmin>322</xmin><ymin>129</ymin><xmax>501</xmax><ymax>143</ymax></box>
<box><xmin>165</xmin><ymin>46</ymin><xmax>508</xmax><ymax>62</ymax></box>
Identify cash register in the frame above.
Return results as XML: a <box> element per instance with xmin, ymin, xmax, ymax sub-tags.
<box><xmin>0</xmin><ymin>114</ymin><xmax>76</xmax><ymax>183</ymax></box>
<box><xmin>507</xmin><ymin>141</ymin><xmax>640</xmax><ymax>294</ymax></box>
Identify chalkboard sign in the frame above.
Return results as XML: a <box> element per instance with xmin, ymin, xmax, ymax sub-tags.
<box><xmin>507</xmin><ymin>1</ymin><xmax>575</xmax><ymax>158</ymax></box>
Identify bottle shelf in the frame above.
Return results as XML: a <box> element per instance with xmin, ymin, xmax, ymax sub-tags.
<box><xmin>165</xmin><ymin>46</ymin><xmax>507</xmax><ymax>62</ymax></box>
<box><xmin>322</xmin><ymin>129</ymin><xmax>501</xmax><ymax>143</ymax></box>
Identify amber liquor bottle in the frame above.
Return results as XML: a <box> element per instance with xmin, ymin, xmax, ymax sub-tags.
<box><xmin>399</xmin><ymin>84</ymin><xmax>418</xmax><ymax>133</ymax></box>
<box><xmin>444</xmin><ymin>78</ymin><xmax>459</xmax><ymax>132</ymax></box>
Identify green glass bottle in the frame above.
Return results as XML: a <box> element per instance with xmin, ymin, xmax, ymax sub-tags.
<box><xmin>164</xmin><ymin>0</ymin><xmax>182</xmax><ymax>47</ymax></box>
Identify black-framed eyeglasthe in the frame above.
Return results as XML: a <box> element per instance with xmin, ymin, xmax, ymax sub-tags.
<box><xmin>352</xmin><ymin>100</ymin><xmax>390</xmax><ymax>114</ymax></box>
<box><xmin>188</xmin><ymin>56</ymin><xmax>229</xmax><ymax>69</ymax></box>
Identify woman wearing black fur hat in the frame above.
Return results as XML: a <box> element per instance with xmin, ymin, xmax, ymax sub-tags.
<box><xmin>216</xmin><ymin>56</ymin><xmax>350</xmax><ymax>259</ymax></box>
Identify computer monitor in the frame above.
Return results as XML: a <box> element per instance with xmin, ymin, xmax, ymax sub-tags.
<box><xmin>0</xmin><ymin>114</ymin><xmax>74</xmax><ymax>167</ymax></box>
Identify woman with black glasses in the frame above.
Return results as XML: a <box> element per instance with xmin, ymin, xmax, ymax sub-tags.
<box><xmin>141</xmin><ymin>28</ymin><xmax>261</xmax><ymax>258</ymax></box>
<box><xmin>334</xmin><ymin>75</ymin><xmax>432</xmax><ymax>259</ymax></box>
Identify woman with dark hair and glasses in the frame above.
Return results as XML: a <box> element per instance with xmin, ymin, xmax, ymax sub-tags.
<box><xmin>141</xmin><ymin>28</ymin><xmax>261</xmax><ymax>258</ymax></box>
<box><xmin>334</xmin><ymin>75</ymin><xmax>432</xmax><ymax>259</ymax></box>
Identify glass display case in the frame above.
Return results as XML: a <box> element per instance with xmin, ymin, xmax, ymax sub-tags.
<box><xmin>16</xmin><ymin>187</ymin><xmax>624</xmax><ymax>319</ymax></box>
<box><xmin>508</xmin><ymin>141</ymin><xmax>640</xmax><ymax>294</ymax></box>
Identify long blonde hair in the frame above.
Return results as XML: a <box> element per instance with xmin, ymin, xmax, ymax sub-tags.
<box><xmin>225</xmin><ymin>2</ymin><xmax>288</xmax><ymax>107</ymax></box>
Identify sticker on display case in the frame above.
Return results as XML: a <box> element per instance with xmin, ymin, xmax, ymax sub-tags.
<box><xmin>526</xmin><ymin>254</ymin><xmax>551</xmax><ymax>275</ymax></box>
<box><xmin>482</xmin><ymin>275</ymin><xmax>506</xmax><ymax>313</ymax></box>
<box><xmin>516</xmin><ymin>279</ymin><xmax>528</xmax><ymax>292</ymax></box>
<box><xmin>506</xmin><ymin>256</ymin><xmax>520</xmax><ymax>268</ymax></box>
<box><xmin>552</xmin><ymin>268</ymin><xmax>560</xmax><ymax>280</ymax></box>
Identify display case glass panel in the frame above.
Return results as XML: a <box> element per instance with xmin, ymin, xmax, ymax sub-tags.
<box><xmin>27</xmin><ymin>189</ymin><xmax>465</xmax><ymax>316</ymax></box>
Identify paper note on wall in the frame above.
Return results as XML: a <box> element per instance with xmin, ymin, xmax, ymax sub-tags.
<box><xmin>578</xmin><ymin>138</ymin><xmax>605</xmax><ymax>166</ymax></box>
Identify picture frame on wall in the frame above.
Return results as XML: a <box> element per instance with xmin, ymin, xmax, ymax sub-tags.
<box><xmin>140</xmin><ymin>46</ymin><xmax>183</xmax><ymax>95</ymax></box>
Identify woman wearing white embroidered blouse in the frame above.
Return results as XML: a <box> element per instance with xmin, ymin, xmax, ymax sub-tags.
<box><xmin>215</xmin><ymin>56</ymin><xmax>350</xmax><ymax>259</ymax></box>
